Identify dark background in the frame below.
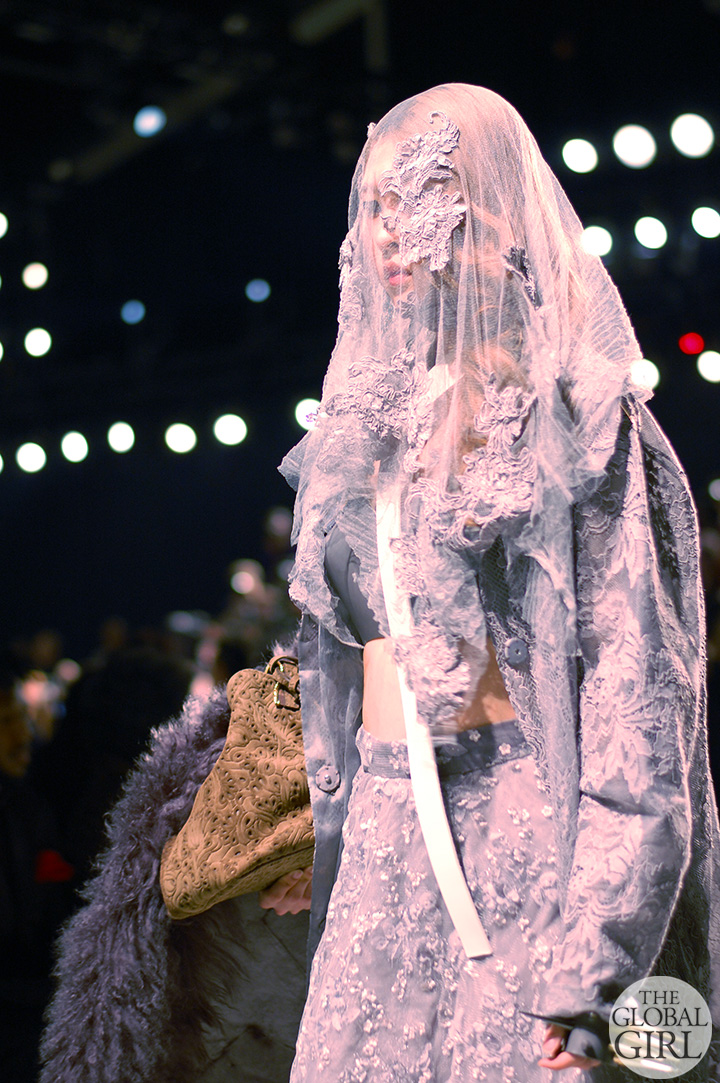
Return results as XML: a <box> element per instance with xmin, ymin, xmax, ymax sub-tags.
<box><xmin>1</xmin><ymin>0</ymin><xmax>719</xmax><ymax>657</ymax></box>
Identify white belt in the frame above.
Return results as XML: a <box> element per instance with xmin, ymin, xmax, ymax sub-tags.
<box><xmin>376</xmin><ymin>492</ymin><xmax>492</xmax><ymax>959</ymax></box>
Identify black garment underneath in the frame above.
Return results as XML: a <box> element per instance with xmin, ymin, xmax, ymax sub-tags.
<box><xmin>324</xmin><ymin>524</ymin><xmax>383</xmax><ymax>644</ymax></box>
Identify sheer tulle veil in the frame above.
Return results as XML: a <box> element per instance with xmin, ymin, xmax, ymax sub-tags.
<box><xmin>280</xmin><ymin>83</ymin><xmax>648</xmax><ymax>732</ymax></box>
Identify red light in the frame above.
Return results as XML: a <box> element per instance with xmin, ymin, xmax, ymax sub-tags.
<box><xmin>679</xmin><ymin>332</ymin><xmax>705</xmax><ymax>355</ymax></box>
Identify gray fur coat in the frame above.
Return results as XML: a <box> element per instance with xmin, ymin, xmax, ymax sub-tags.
<box><xmin>39</xmin><ymin>686</ymin><xmax>309</xmax><ymax>1083</ymax></box>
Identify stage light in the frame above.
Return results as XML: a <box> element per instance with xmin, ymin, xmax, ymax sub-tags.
<box><xmin>295</xmin><ymin>398</ymin><xmax>320</xmax><ymax>430</ymax></box>
<box><xmin>107</xmin><ymin>422</ymin><xmax>135</xmax><ymax>453</ymax></box>
<box><xmin>679</xmin><ymin>332</ymin><xmax>704</xmax><ymax>354</ymax></box>
<box><xmin>16</xmin><ymin>442</ymin><xmax>47</xmax><ymax>473</ymax></box>
<box><xmin>61</xmin><ymin>431</ymin><xmax>89</xmax><ymax>463</ymax></box>
<box><xmin>230</xmin><ymin>560</ymin><xmax>263</xmax><ymax>595</ymax></box>
<box><xmin>213</xmin><ymin>413</ymin><xmax>248</xmax><ymax>446</ymax></box>
<box><xmin>670</xmin><ymin>113</ymin><xmax>714</xmax><ymax>158</ymax></box>
<box><xmin>634</xmin><ymin>216</ymin><xmax>667</xmax><ymax>249</ymax></box>
<box><xmin>561</xmin><ymin>138</ymin><xmax>598</xmax><ymax>173</ymax></box>
<box><xmin>612</xmin><ymin>125</ymin><xmax>656</xmax><ymax>168</ymax></box>
<box><xmin>133</xmin><ymin>106</ymin><xmax>167</xmax><ymax>138</ymax></box>
<box><xmin>691</xmin><ymin>207</ymin><xmax>720</xmax><ymax>239</ymax></box>
<box><xmin>121</xmin><ymin>300</ymin><xmax>146</xmax><ymax>324</ymax></box>
<box><xmin>0</xmin><ymin>213</ymin><xmax>7</xmax><ymax>238</ymax></box>
<box><xmin>245</xmin><ymin>278</ymin><xmax>271</xmax><ymax>302</ymax></box>
<box><xmin>710</xmin><ymin>478</ymin><xmax>720</xmax><ymax>502</ymax></box>
<box><xmin>630</xmin><ymin>358</ymin><xmax>660</xmax><ymax>391</ymax></box>
<box><xmin>581</xmin><ymin>226</ymin><xmax>613</xmax><ymax>257</ymax></box>
<box><xmin>697</xmin><ymin>350</ymin><xmax>720</xmax><ymax>383</ymax></box>
<box><xmin>165</xmin><ymin>423</ymin><xmax>197</xmax><ymax>453</ymax></box>
<box><xmin>22</xmin><ymin>262</ymin><xmax>48</xmax><ymax>289</ymax></box>
<box><xmin>24</xmin><ymin>328</ymin><xmax>52</xmax><ymax>356</ymax></box>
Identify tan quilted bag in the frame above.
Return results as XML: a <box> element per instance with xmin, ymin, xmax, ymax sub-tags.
<box><xmin>160</xmin><ymin>656</ymin><xmax>314</xmax><ymax>919</ymax></box>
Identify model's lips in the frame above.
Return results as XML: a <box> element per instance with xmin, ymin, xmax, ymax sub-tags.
<box><xmin>384</xmin><ymin>264</ymin><xmax>408</xmax><ymax>288</ymax></box>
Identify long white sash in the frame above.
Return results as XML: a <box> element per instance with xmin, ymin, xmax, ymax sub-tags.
<box><xmin>375</xmin><ymin>491</ymin><xmax>492</xmax><ymax>959</ymax></box>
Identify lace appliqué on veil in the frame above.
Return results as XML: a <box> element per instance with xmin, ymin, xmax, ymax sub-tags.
<box><xmin>338</xmin><ymin>236</ymin><xmax>364</xmax><ymax>325</ymax></box>
<box><xmin>418</xmin><ymin>376</ymin><xmax>536</xmax><ymax>549</ymax></box>
<box><xmin>380</xmin><ymin>111</ymin><xmax>467</xmax><ymax>272</ymax></box>
<box><xmin>325</xmin><ymin>348</ymin><xmax>420</xmax><ymax>440</ymax></box>
<box><xmin>461</xmin><ymin>378</ymin><xmax>536</xmax><ymax>527</ymax></box>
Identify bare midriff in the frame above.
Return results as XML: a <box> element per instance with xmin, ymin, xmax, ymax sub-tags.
<box><xmin>362</xmin><ymin>637</ymin><xmax>516</xmax><ymax>740</ymax></box>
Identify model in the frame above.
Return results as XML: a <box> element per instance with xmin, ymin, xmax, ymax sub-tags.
<box><xmin>267</xmin><ymin>84</ymin><xmax>720</xmax><ymax>1081</ymax></box>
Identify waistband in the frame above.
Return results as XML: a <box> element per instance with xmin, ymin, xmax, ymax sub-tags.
<box><xmin>358</xmin><ymin>718</ymin><xmax>531</xmax><ymax>779</ymax></box>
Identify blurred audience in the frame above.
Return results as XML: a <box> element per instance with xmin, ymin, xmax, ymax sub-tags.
<box><xmin>0</xmin><ymin>665</ymin><xmax>75</xmax><ymax>1083</ymax></box>
<box><xmin>33</xmin><ymin>648</ymin><xmax>194</xmax><ymax>883</ymax></box>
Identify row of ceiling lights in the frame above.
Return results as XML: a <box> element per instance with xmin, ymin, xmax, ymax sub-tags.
<box><xmin>5</xmin><ymin>392</ymin><xmax>720</xmax><ymax>505</ymax></box>
<box><xmin>0</xmin><ymin>400</ymin><xmax>320</xmax><ymax>476</ymax></box>
<box><xmin>561</xmin><ymin>113</ymin><xmax>715</xmax><ymax>172</ymax></box>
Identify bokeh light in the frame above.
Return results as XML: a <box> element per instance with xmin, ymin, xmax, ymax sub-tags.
<box><xmin>709</xmin><ymin>478</ymin><xmax>720</xmax><ymax>502</ymax></box>
<box><xmin>107</xmin><ymin>422</ymin><xmax>135</xmax><ymax>453</ymax></box>
<box><xmin>0</xmin><ymin>212</ymin><xmax>7</xmax><ymax>238</ymax></box>
<box><xmin>295</xmin><ymin>397</ymin><xmax>320</xmax><ymax>430</ymax></box>
<box><xmin>697</xmin><ymin>350</ymin><xmax>720</xmax><ymax>383</ymax></box>
<box><xmin>612</xmin><ymin>125</ymin><xmax>657</xmax><ymax>168</ymax></box>
<box><xmin>61</xmin><ymin>431</ymin><xmax>89</xmax><ymax>463</ymax></box>
<box><xmin>230</xmin><ymin>560</ymin><xmax>263</xmax><ymax>595</ymax></box>
<box><xmin>630</xmin><ymin>358</ymin><xmax>660</xmax><ymax>391</ymax></box>
<box><xmin>245</xmin><ymin>278</ymin><xmax>271</xmax><ymax>302</ymax></box>
<box><xmin>670</xmin><ymin>114</ymin><xmax>715</xmax><ymax>158</ymax></box>
<box><xmin>0</xmin><ymin>453</ymin><xmax>3</xmax><ymax>474</ymax></box>
<box><xmin>213</xmin><ymin>413</ymin><xmax>248</xmax><ymax>446</ymax></box>
<box><xmin>16</xmin><ymin>442</ymin><xmax>47</xmax><ymax>473</ymax></box>
<box><xmin>22</xmin><ymin>262</ymin><xmax>49</xmax><ymax>289</ymax></box>
<box><xmin>561</xmin><ymin>138</ymin><xmax>598</xmax><ymax>173</ymax></box>
<box><xmin>165</xmin><ymin>423</ymin><xmax>197</xmax><ymax>453</ymax></box>
<box><xmin>133</xmin><ymin>106</ymin><xmax>167</xmax><ymax>138</ymax></box>
<box><xmin>691</xmin><ymin>207</ymin><xmax>720</xmax><ymax>239</ymax></box>
<box><xmin>121</xmin><ymin>300</ymin><xmax>146</xmax><ymax>324</ymax></box>
<box><xmin>679</xmin><ymin>332</ymin><xmax>704</xmax><ymax>355</ymax></box>
<box><xmin>581</xmin><ymin>225</ymin><xmax>613</xmax><ymax>257</ymax></box>
<box><xmin>634</xmin><ymin>216</ymin><xmax>667</xmax><ymax>249</ymax></box>
<box><xmin>0</xmin><ymin>342</ymin><xmax>4</xmax><ymax>361</ymax></box>
<box><xmin>24</xmin><ymin>328</ymin><xmax>52</xmax><ymax>356</ymax></box>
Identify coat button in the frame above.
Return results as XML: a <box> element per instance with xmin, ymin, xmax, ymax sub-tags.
<box><xmin>503</xmin><ymin>637</ymin><xmax>529</xmax><ymax>667</ymax></box>
<box><xmin>315</xmin><ymin>764</ymin><xmax>340</xmax><ymax>793</ymax></box>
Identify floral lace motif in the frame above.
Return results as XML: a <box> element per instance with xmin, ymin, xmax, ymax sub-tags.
<box><xmin>380</xmin><ymin>111</ymin><xmax>467</xmax><ymax>271</ymax></box>
<box><xmin>415</xmin><ymin>375</ymin><xmax>537</xmax><ymax>554</ymax></box>
<box><xmin>291</xmin><ymin>741</ymin><xmax>568</xmax><ymax>1083</ymax></box>
<box><xmin>393</xmin><ymin>621</ymin><xmax>475</xmax><ymax>730</ymax></box>
<box><xmin>459</xmin><ymin>378</ymin><xmax>536</xmax><ymax>533</ymax></box>
<box><xmin>325</xmin><ymin>348</ymin><xmax>420</xmax><ymax>440</ymax></box>
<box><xmin>338</xmin><ymin>235</ymin><xmax>364</xmax><ymax>325</ymax></box>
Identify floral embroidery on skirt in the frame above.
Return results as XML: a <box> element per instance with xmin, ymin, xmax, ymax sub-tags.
<box><xmin>291</xmin><ymin>722</ymin><xmax>601</xmax><ymax>1082</ymax></box>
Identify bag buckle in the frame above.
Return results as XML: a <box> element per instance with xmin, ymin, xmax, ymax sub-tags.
<box><xmin>266</xmin><ymin>656</ymin><xmax>300</xmax><ymax>709</ymax></box>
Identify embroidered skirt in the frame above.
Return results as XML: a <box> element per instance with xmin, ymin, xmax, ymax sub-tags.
<box><xmin>290</xmin><ymin>720</ymin><xmax>600</xmax><ymax>1083</ymax></box>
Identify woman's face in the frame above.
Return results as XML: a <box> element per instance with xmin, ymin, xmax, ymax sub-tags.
<box><xmin>361</xmin><ymin>138</ymin><xmax>417</xmax><ymax>301</ymax></box>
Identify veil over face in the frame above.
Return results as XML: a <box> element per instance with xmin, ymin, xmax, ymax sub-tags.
<box><xmin>281</xmin><ymin>83</ymin><xmax>647</xmax><ymax>732</ymax></box>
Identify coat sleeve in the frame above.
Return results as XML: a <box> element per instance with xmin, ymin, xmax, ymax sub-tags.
<box><xmin>540</xmin><ymin>407</ymin><xmax>707</xmax><ymax>1020</ymax></box>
